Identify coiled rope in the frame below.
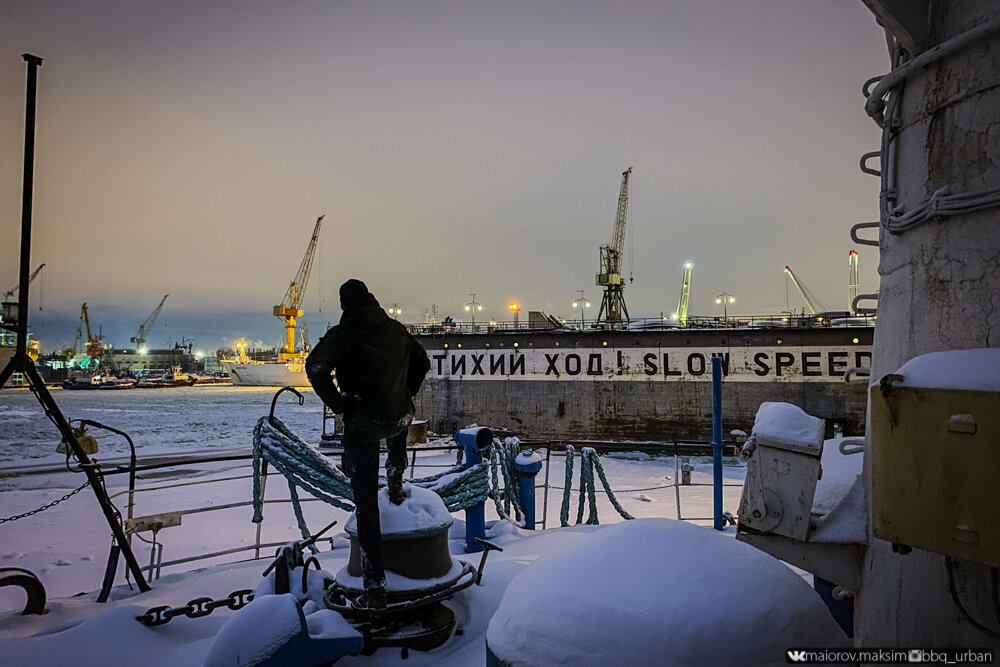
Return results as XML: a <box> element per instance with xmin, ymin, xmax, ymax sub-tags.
<box><xmin>252</xmin><ymin>416</ymin><xmax>491</xmax><ymax>541</ymax></box>
<box><xmin>560</xmin><ymin>446</ymin><xmax>634</xmax><ymax>527</ymax></box>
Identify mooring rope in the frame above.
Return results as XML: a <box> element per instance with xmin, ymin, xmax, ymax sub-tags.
<box><xmin>487</xmin><ymin>437</ymin><xmax>525</xmax><ymax>526</ymax></box>
<box><xmin>251</xmin><ymin>417</ymin><xmax>492</xmax><ymax>541</ymax></box>
<box><xmin>560</xmin><ymin>445</ymin><xmax>634</xmax><ymax>527</ymax></box>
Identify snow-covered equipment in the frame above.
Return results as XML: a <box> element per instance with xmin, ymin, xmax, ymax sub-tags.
<box><xmin>324</xmin><ymin>484</ymin><xmax>503</xmax><ymax>655</ymax></box>
<box><xmin>737</xmin><ymin>401</ymin><xmax>825</xmax><ymax>540</ymax></box>
<box><xmin>486</xmin><ymin>519</ymin><xmax>848</xmax><ymax>665</ymax></box>
<box><xmin>870</xmin><ymin>349</ymin><xmax>1000</xmax><ymax>567</ymax></box>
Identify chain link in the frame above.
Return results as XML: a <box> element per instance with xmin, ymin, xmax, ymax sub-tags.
<box><xmin>0</xmin><ymin>482</ymin><xmax>90</xmax><ymax>524</ymax></box>
<box><xmin>136</xmin><ymin>589</ymin><xmax>255</xmax><ymax>626</ymax></box>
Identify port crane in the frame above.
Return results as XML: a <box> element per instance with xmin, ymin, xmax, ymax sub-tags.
<box><xmin>274</xmin><ymin>215</ymin><xmax>324</xmax><ymax>361</ymax></box>
<box><xmin>596</xmin><ymin>168</ymin><xmax>632</xmax><ymax>326</ymax></box>
<box><xmin>131</xmin><ymin>294</ymin><xmax>169</xmax><ymax>353</ymax></box>
<box><xmin>1</xmin><ymin>263</ymin><xmax>44</xmax><ymax>325</ymax></box>
<box><xmin>784</xmin><ymin>266</ymin><xmax>828</xmax><ymax>315</ymax></box>
<box><xmin>80</xmin><ymin>303</ymin><xmax>104</xmax><ymax>361</ymax></box>
<box><xmin>672</xmin><ymin>262</ymin><xmax>693</xmax><ymax>325</ymax></box>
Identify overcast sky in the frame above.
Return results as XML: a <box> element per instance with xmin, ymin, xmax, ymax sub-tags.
<box><xmin>1</xmin><ymin>1</ymin><xmax>888</xmax><ymax>352</ymax></box>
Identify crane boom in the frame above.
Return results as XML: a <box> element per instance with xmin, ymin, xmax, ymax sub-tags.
<box><xmin>131</xmin><ymin>294</ymin><xmax>169</xmax><ymax>350</ymax></box>
<box><xmin>596</xmin><ymin>167</ymin><xmax>632</xmax><ymax>325</ymax></box>
<box><xmin>674</xmin><ymin>262</ymin><xmax>693</xmax><ymax>325</ymax></box>
<box><xmin>4</xmin><ymin>263</ymin><xmax>45</xmax><ymax>301</ymax></box>
<box><xmin>784</xmin><ymin>266</ymin><xmax>828</xmax><ymax>315</ymax></box>
<box><xmin>274</xmin><ymin>215</ymin><xmax>324</xmax><ymax>359</ymax></box>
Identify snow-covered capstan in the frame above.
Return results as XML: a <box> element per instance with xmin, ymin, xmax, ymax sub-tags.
<box><xmin>750</xmin><ymin>401</ymin><xmax>824</xmax><ymax>454</ymax></box>
<box><xmin>344</xmin><ymin>483</ymin><xmax>453</xmax><ymax>537</ymax></box>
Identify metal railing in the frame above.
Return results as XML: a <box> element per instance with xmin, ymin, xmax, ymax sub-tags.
<box><xmin>4</xmin><ymin>435</ymin><xmax>745</xmax><ymax>597</ymax></box>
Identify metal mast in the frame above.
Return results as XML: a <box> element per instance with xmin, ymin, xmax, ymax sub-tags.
<box><xmin>674</xmin><ymin>262</ymin><xmax>692</xmax><ymax>325</ymax></box>
<box><xmin>274</xmin><ymin>215</ymin><xmax>324</xmax><ymax>361</ymax></box>
<box><xmin>131</xmin><ymin>294</ymin><xmax>169</xmax><ymax>352</ymax></box>
<box><xmin>848</xmin><ymin>250</ymin><xmax>859</xmax><ymax>314</ymax></box>
<box><xmin>596</xmin><ymin>167</ymin><xmax>632</xmax><ymax>326</ymax></box>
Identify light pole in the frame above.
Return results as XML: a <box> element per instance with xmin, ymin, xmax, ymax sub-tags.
<box><xmin>715</xmin><ymin>292</ymin><xmax>735</xmax><ymax>325</ymax></box>
<box><xmin>509</xmin><ymin>302</ymin><xmax>519</xmax><ymax>328</ymax></box>
<box><xmin>387</xmin><ymin>303</ymin><xmax>402</xmax><ymax>320</ymax></box>
<box><xmin>571</xmin><ymin>290</ymin><xmax>591</xmax><ymax>328</ymax></box>
<box><xmin>464</xmin><ymin>293</ymin><xmax>483</xmax><ymax>327</ymax></box>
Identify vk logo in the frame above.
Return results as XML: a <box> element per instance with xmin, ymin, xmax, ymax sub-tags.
<box><xmin>786</xmin><ymin>650</ymin><xmax>808</xmax><ymax>662</ymax></box>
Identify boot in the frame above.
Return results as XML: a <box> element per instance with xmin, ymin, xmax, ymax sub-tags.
<box><xmin>351</xmin><ymin>585</ymin><xmax>387</xmax><ymax>612</ymax></box>
<box><xmin>387</xmin><ymin>470</ymin><xmax>405</xmax><ymax>505</ymax></box>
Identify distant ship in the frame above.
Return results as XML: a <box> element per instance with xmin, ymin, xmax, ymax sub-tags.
<box><xmin>222</xmin><ymin>353</ymin><xmax>308</xmax><ymax>387</ymax></box>
<box><xmin>222</xmin><ymin>215</ymin><xmax>324</xmax><ymax>387</ymax></box>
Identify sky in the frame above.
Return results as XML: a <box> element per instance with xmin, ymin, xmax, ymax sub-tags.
<box><xmin>0</xmin><ymin>1</ymin><xmax>889</xmax><ymax>353</ymax></box>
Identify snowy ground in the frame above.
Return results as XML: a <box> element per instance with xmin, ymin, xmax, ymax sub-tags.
<box><xmin>0</xmin><ymin>386</ymin><xmax>774</xmax><ymax>664</ymax></box>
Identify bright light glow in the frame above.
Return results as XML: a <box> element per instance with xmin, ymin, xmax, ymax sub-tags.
<box><xmin>572</xmin><ymin>302</ymin><xmax>578</xmax><ymax>308</ymax></box>
<box><xmin>509</xmin><ymin>303</ymin><xmax>519</xmax><ymax>311</ymax></box>
<box><xmin>489</xmin><ymin>320</ymin><xmax>497</xmax><ymax>326</ymax></box>
<box><xmin>853</xmin><ymin>338</ymin><xmax>859</xmax><ymax>344</ymax></box>
<box><xmin>728</xmin><ymin>296</ymin><xmax>735</xmax><ymax>303</ymax></box>
<box><xmin>685</xmin><ymin>262</ymin><xmax>692</xmax><ymax>269</ymax></box>
<box><xmin>715</xmin><ymin>297</ymin><xmax>722</xmax><ymax>304</ymax></box>
<box><xmin>585</xmin><ymin>302</ymin><xmax>591</xmax><ymax>308</ymax></box>
<box><xmin>139</xmin><ymin>346</ymin><xmax>148</xmax><ymax>355</ymax></box>
<box><xmin>465</xmin><ymin>305</ymin><xmax>470</xmax><ymax>311</ymax></box>
<box><xmin>477</xmin><ymin>305</ymin><xmax>482</xmax><ymax>311</ymax></box>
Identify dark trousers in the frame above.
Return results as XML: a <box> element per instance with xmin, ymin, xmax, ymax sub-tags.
<box><xmin>341</xmin><ymin>425</ymin><xmax>409</xmax><ymax>589</ymax></box>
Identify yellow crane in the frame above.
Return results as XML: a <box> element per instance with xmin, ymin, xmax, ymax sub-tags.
<box><xmin>80</xmin><ymin>303</ymin><xmax>104</xmax><ymax>362</ymax></box>
<box><xmin>596</xmin><ymin>167</ymin><xmax>632</xmax><ymax>326</ymax></box>
<box><xmin>274</xmin><ymin>215</ymin><xmax>324</xmax><ymax>361</ymax></box>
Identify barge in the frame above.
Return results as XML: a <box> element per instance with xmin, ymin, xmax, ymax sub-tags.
<box><xmin>412</xmin><ymin>322</ymin><xmax>873</xmax><ymax>442</ymax></box>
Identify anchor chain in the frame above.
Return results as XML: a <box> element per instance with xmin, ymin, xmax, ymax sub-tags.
<box><xmin>136</xmin><ymin>589</ymin><xmax>254</xmax><ymax>626</ymax></box>
<box><xmin>0</xmin><ymin>482</ymin><xmax>90</xmax><ymax>524</ymax></box>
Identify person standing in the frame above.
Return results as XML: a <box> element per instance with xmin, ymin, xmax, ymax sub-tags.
<box><xmin>306</xmin><ymin>279</ymin><xmax>431</xmax><ymax>609</ymax></box>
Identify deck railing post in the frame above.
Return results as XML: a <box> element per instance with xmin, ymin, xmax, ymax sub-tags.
<box><xmin>711</xmin><ymin>356</ymin><xmax>724</xmax><ymax>530</ymax></box>
<box><xmin>454</xmin><ymin>427</ymin><xmax>493</xmax><ymax>552</ymax></box>
<box><xmin>514</xmin><ymin>450</ymin><xmax>543</xmax><ymax>530</ymax></box>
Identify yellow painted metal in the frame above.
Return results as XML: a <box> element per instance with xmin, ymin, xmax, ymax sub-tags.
<box><xmin>871</xmin><ymin>382</ymin><xmax>1000</xmax><ymax>566</ymax></box>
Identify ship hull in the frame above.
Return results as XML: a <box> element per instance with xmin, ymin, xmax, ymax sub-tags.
<box><xmin>412</xmin><ymin>326</ymin><xmax>873</xmax><ymax>442</ymax></box>
<box><xmin>221</xmin><ymin>360</ymin><xmax>307</xmax><ymax>387</ymax></box>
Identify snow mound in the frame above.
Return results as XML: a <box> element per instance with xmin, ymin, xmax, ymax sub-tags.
<box><xmin>752</xmin><ymin>402</ymin><xmax>824</xmax><ymax>454</ymax></box>
<box><xmin>895</xmin><ymin>348</ymin><xmax>1000</xmax><ymax>392</ymax></box>
<box><xmin>344</xmin><ymin>483</ymin><xmax>452</xmax><ymax>537</ymax></box>
<box><xmin>486</xmin><ymin>519</ymin><xmax>847</xmax><ymax>666</ymax></box>
<box><xmin>204</xmin><ymin>594</ymin><xmax>302</xmax><ymax>667</ymax></box>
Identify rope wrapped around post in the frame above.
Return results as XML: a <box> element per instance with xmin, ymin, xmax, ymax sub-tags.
<box><xmin>560</xmin><ymin>446</ymin><xmax>634</xmax><ymax>527</ymax></box>
<box><xmin>488</xmin><ymin>437</ymin><xmax>525</xmax><ymax>526</ymax></box>
<box><xmin>252</xmin><ymin>416</ymin><xmax>492</xmax><ymax>542</ymax></box>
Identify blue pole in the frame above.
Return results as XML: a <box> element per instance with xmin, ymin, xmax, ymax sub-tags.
<box><xmin>454</xmin><ymin>427</ymin><xmax>493</xmax><ymax>553</ymax></box>
<box><xmin>711</xmin><ymin>355</ymin><xmax>724</xmax><ymax>531</ymax></box>
<box><xmin>514</xmin><ymin>450</ymin><xmax>543</xmax><ymax>530</ymax></box>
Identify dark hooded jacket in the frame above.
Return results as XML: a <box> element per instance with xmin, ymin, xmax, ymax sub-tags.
<box><xmin>306</xmin><ymin>280</ymin><xmax>430</xmax><ymax>437</ymax></box>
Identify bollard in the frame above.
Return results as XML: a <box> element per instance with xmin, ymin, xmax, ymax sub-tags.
<box><xmin>514</xmin><ymin>449</ymin><xmax>543</xmax><ymax>530</ymax></box>
<box><xmin>711</xmin><ymin>356</ymin><xmax>724</xmax><ymax>531</ymax></box>
<box><xmin>454</xmin><ymin>427</ymin><xmax>493</xmax><ymax>553</ymax></box>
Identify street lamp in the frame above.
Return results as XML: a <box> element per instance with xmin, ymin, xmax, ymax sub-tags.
<box><xmin>715</xmin><ymin>292</ymin><xmax>735</xmax><ymax>325</ymax></box>
<box><xmin>387</xmin><ymin>303</ymin><xmax>402</xmax><ymax>320</ymax></box>
<box><xmin>508</xmin><ymin>302</ymin><xmax>519</xmax><ymax>328</ymax></box>
<box><xmin>571</xmin><ymin>290</ymin><xmax>592</xmax><ymax>328</ymax></box>
<box><xmin>464</xmin><ymin>293</ymin><xmax>483</xmax><ymax>326</ymax></box>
